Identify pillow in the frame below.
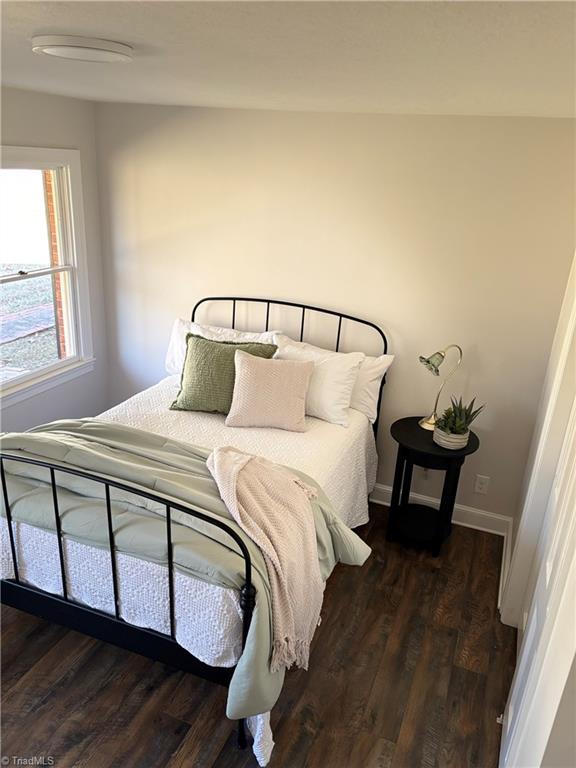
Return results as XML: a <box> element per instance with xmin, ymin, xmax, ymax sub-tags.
<box><xmin>273</xmin><ymin>334</ymin><xmax>364</xmax><ymax>427</ymax></box>
<box><xmin>170</xmin><ymin>334</ymin><xmax>277</xmax><ymax>414</ymax></box>
<box><xmin>226</xmin><ymin>351</ymin><xmax>313</xmax><ymax>432</ymax></box>
<box><xmin>165</xmin><ymin>318</ymin><xmax>280</xmax><ymax>375</ymax></box>
<box><xmin>350</xmin><ymin>354</ymin><xmax>395</xmax><ymax>423</ymax></box>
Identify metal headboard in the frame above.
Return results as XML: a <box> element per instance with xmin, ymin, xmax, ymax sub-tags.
<box><xmin>192</xmin><ymin>296</ymin><xmax>389</xmax><ymax>435</ymax></box>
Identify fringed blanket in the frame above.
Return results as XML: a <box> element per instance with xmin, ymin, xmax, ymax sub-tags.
<box><xmin>208</xmin><ymin>446</ymin><xmax>325</xmax><ymax>672</ymax></box>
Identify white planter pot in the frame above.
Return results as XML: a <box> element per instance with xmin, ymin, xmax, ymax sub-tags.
<box><xmin>433</xmin><ymin>427</ymin><xmax>470</xmax><ymax>450</ymax></box>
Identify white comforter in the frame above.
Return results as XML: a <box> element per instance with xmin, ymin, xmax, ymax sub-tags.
<box><xmin>100</xmin><ymin>375</ymin><xmax>377</xmax><ymax>528</ymax></box>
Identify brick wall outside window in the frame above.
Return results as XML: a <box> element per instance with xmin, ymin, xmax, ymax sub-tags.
<box><xmin>43</xmin><ymin>170</ymin><xmax>67</xmax><ymax>359</ymax></box>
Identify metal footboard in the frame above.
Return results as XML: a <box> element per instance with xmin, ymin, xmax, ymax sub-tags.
<box><xmin>0</xmin><ymin>453</ymin><xmax>256</xmax><ymax>747</ymax></box>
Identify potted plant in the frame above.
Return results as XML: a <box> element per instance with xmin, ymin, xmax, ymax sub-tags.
<box><xmin>433</xmin><ymin>396</ymin><xmax>484</xmax><ymax>450</ymax></box>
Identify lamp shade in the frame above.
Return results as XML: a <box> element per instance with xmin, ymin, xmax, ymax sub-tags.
<box><xmin>419</xmin><ymin>350</ymin><xmax>446</xmax><ymax>376</ymax></box>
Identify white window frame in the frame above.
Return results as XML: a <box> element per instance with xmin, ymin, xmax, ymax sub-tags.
<box><xmin>1</xmin><ymin>146</ymin><xmax>95</xmax><ymax>406</ymax></box>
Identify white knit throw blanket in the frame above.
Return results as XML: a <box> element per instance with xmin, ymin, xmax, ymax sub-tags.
<box><xmin>207</xmin><ymin>446</ymin><xmax>325</xmax><ymax>673</ymax></box>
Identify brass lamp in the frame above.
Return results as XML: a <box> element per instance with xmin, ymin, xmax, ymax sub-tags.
<box><xmin>418</xmin><ymin>344</ymin><xmax>463</xmax><ymax>430</ymax></box>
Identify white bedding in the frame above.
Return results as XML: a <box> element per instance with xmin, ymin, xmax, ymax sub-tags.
<box><xmin>1</xmin><ymin>376</ymin><xmax>377</xmax><ymax>766</ymax></box>
<box><xmin>99</xmin><ymin>375</ymin><xmax>378</xmax><ymax>528</ymax></box>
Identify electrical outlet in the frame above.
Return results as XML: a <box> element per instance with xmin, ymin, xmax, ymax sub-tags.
<box><xmin>474</xmin><ymin>474</ymin><xmax>490</xmax><ymax>495</ymax></box>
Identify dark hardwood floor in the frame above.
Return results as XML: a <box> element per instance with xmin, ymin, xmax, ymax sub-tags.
<box><xmin>1</xmin><ymin>506</ymin><xmax>516</xmax><ymax>768</ymax></box>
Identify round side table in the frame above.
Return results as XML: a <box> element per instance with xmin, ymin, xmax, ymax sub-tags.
<box><xmin>387</xmin><ymin>417</ymin><xmax>480</xmax><ymax>556</ymax></box>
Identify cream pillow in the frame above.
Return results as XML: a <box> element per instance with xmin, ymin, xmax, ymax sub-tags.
<box><xmin>273</xmin><ymin>334</ymin><xmax>364</xmax><ymax>427</ymax></box>
<box><xmin>351</xmin><ymin>354</ymin><xmax>395</xmax><ymax>423</ymax></box>
<box><xmin>165</xmin><ymin>318</ymin><xmax>280</xmax><ymax>375</ymax></box>
<box><xmin>226</xmin><ymin>351</ymin><xmax>313</xmax><ymax>432</ymax></box>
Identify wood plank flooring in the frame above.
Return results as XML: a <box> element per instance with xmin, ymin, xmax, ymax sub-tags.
<box><xmin>1</xmin><ymin>506</ymin><xmax>516</xmax><ymax>768</ymax></box>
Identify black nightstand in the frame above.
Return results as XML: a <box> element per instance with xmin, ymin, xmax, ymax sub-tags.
<box><xmin>387</xmin><ymin>416</ymin><xmax>479</xmax><ymax>556</ymax></box>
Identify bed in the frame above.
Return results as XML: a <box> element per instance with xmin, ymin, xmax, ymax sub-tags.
<box><xmin>100</xmin><ymin>374</ymin><xmax>378</xmax><ymax>529</ymax></box>
<box><xmin>1</xmin><ymin>297</ymin><xmax>389</xmax><ymax>766</ymax></box>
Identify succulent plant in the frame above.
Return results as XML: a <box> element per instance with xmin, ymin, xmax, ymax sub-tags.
<box><xmin>435</xmin><ymin>396</ymin><xmax>484</xmax><ymax>435</ymax></box>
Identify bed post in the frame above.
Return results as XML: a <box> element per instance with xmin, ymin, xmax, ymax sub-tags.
<box><xmin>237</xmin><ymin>581</ymin><xmax>257</xmax><ymax>749</ymax></box>
<box><xmin>240</xmin><ymin>583</ymin><xmax>256</xmax><ymax>644</ymax></box>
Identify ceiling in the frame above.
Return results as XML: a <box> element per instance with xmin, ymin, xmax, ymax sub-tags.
<box><xmin>2</xmin><ymin>1</ymin><xmax>575</xmax><ymax>117</ymax></box>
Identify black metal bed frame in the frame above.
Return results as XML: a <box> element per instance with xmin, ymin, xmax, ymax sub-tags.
<box><xmin>1</xmin><ymin>296</ymin><xmax>389</xmax><ymax>752</ymax></box>
<box><xmin>0</xmin><ymin>455</ymin><xmax>256</xmax><ymax>746</ymax></box>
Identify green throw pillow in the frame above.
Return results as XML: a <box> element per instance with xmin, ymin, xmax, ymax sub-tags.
<box><xmin>170</xmin><ymin>334</ymin><xmax>278</xmax><ymax>414</ymax></box>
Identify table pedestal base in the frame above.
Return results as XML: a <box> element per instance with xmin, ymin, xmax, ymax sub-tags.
<box><xmin>387</xmin><ymin>503</ymin><xmax>450</xmax><ymax>557</ymax></box>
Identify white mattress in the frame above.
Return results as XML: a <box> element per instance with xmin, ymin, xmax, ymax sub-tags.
<box><xmin>1</xmin><ymin>378</ymin><xmax>377</xmax><ymax>766</ymax></box>
<box><xmin>99</xmin><ymin>375</ymin><xmax>378</xmax><ymax>528</ymax></box>
<box><xmin>0</xmin><ymin>519</ymin><xmax>244</xmax><ymax>664</ymax></box>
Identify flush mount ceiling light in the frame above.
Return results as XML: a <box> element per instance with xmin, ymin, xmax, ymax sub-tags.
<box><xmin>32</xmin><ymin>35</ymin><xmax>133</xmax><ymax>63</ymax></box>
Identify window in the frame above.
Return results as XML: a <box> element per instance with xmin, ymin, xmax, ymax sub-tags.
<box><xmin>0</xmin><ymin>147</ymin><xmax>93</xmax><ymax>401</ymax></box>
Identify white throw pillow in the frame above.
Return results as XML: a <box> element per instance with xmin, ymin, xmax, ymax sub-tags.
<box><xmin>165</xmin><ymin>318</ymin><xmax>280</xmax><ymax>375</ymax></box>
<box><xmin>350</xmin><ymin>354</ymin><xmax>395</xmax><ymax>423</ymax></box>
<box><xmin>273</xmin><ymin>334</ymin><xmax>364</xmax><ymax>427</ymax></box>
<box><xmin>226</xmin><ymin>351</ymin><xmax>313</xmax><ymax>432</ymax></box>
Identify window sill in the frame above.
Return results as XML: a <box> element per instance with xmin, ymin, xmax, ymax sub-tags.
<box><xmin>0</xmin><ymin>358</ymin><xmax>96</xmax><ymax>409</ymax></box>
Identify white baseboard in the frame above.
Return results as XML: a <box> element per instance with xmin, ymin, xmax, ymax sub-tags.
<box><xmin>369</xmin><ymin>482</ymin><xmax>513</xmax><ymax>608</ymax></box>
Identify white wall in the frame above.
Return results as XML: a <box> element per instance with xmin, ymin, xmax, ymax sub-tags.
<box><xmin>95</xmin><ymin>104</ymin><xmax>575</xmax><ymax>519</ymax></box>
<box><xmin>1</xmin><ymin>87</ymin><xmax>108</xmax><ymax>429</ymax></box>
<box><xmin>497</xmin><ymin>258</ymin><xmax>574</xmax><ymax>768</ymax></box>
<box><xmin>499</xmin><ymin>358</ymin><xmax>575</xmax><ymax>765</ymax></box>
<box><xmin>502</xmin><ymin>253</ymin><xmax>576</xmax><ymax>628</ymax></box>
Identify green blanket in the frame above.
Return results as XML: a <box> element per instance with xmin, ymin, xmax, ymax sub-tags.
<box><xmin>0</xmin><ymin>419</ymin><xmax>371</xmax><ymax>719</ymax></box>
